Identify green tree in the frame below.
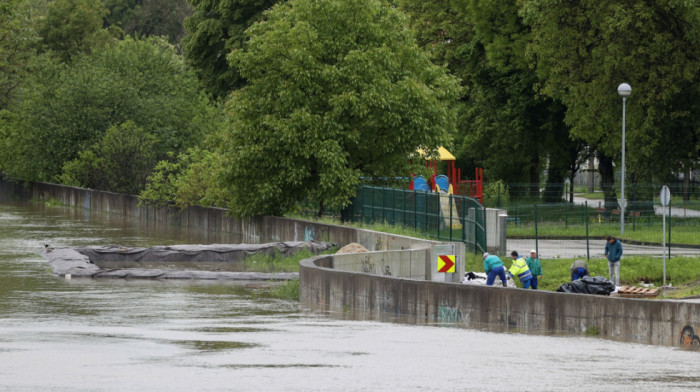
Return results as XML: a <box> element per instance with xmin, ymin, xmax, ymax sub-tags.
<box><xmin>2</xmin><ymin>37</ymin><xmax>216</xmax><ymax>186</ymax></box>
<box><xmin>521</xmin><ymin>0</ymin><xmax>700</xmax><ymax>204</ymax></box>
<box><xmin>38</xmin><ymin>0</ymin><xmax>114</xmax><ymax>62</ymax></box>
<box><xmin>103</xmin><ymin>0</ymin><xmax>193</xmax><ymax>45</ymax></box>
<box><xmin>0</xmin><ymin>0</ymin><xmax>39</xmax><ymax>109</ymax></box>
<box><xmin>399</xmin><ymin>0</ymin><xmax>576</xmax><ymax>200</ymax></box>
<box><xmin>220</xmin><ymin>0</ymin><xmax>460</xmax><ymax>217</ymax></box>
<box><xmin>140</xmin><ymin>146</ymin><xmax>228</xmax><ymax>210</ymax></box>
<box><xmin>182</xmin><ymin>0</ymin><xmax>279</xmax><ymax>99</ymax></box>
<box><xmin>60</xmin><ymin>121</ymin><xmax>158</xmax><ymax>194</ymax></box>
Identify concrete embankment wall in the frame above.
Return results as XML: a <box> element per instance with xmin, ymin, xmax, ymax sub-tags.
<box><xmin>4</xmin><ymin>179</ymin><xmax>698</xmax><ymax>348</ymax></box>
<box><xmin>0</xmin><ymin>179</ymin><xmax>464</xmax><ymax>281</ymax></box>
<box><xmin>300</xmin><ymin>255</ymin><xmax>700</xmax><ymax>348</ymax></box>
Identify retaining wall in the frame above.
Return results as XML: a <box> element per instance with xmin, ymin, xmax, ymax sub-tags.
<box><xmin>300</xmin><ymin>255</ymin><xmax>700</xmax><ymax>348</ymax></box>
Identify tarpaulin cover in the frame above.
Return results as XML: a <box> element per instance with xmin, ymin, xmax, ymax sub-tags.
<box><xmin>41</xmin><ymin>241</ymin><xmax>335</xmax><ymax>281</ymax></box>
<box><xmin>556</xmin><ymin>276</ymin><xmax>615</xmax><ymax>295</ymax></box>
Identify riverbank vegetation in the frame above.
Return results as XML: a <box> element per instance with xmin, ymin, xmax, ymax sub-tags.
<box><xmin>1</xmin><ymin>0</ymin><xmax>697</xmax><ymax>220</ymax></box>
<box><xmin>239</xmin><ymin>248</ymin><xmax>337</xmax><ymax>273</ymax></box>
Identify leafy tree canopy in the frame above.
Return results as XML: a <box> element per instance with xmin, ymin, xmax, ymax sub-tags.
<box><xmin>60</xmin><ymin>121</ymin><xmax>159</xmax><ymax>194</ymax></box>
<box><xmin>521</xmin><ymin>0</ymin><xmax>700</xmax><ymax>180</ymax></box>
<box><xmin>399</xmin><ymin>0</ymin><xmax>572</xmax><ymax>193</ymax></box>
<box><xmin>103</xmin><ymin>0</ymin><xmax>193</xmax><ymax>46</ymax></box>
<box><xmin>1</xmin><ymin>36</ymin><xmax>217</xmax><ymax>185</ymax></box>
<box><xmin>182</xmin><ymin>0</ymin><xmax>279</xmax><ymax>99</ymax></box>
<box><xmin>220</xmin><ymin>0</ymin><xmax>460</xmax><ymax>217</ymax></box>
<box><xmin>38</xmin><ymin>0</ymin><xmax>115</xmax><ymax>62</ymax></box>
<box><xmin>0</xmin><ymin>0</ymin><xmax>40</xmax><ymax>109</ymax></box>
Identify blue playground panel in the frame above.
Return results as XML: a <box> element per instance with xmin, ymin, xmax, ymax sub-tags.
<box><xmin>413</xmin><ymin>176</ymin><xmax>429</xmax><ymax>191</ymax></box>
<box><xmin>435</xmin><ymin>175</ymin><xmax>449</xmax><ymax>193</ymax></box>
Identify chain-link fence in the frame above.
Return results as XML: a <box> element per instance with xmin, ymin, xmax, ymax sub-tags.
<box><xmin>505</xmin><ymin>199</ymin><xmax>700</xmax><ymax>260</ymax></box>
<box><xmin>346</xmin><ymin>185</ymin><xmax>487</xmax><ymax>254</ymax></box>
<box><xmin>485</xmin><ymin>182</ymin><xmax>700</xmax><ymax>209</ymax></box>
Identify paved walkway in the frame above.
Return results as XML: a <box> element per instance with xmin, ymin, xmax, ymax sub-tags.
<box><xmin>507</xmin><ymin>238</ymin><xmax>700</xmax><ymax>260</ymax></box>
<box><xmin>571</xmin><ymin>195</ymin><xmax>700</xmax><ymax>218</ymax></box>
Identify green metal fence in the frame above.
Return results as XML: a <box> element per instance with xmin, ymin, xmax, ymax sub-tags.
<box><xmin>505</xmin><ymin>199</ymin><xmax>700</xmax><ymax>260</ymax></box>
<box><xmin>347</xmin><ymin>185</ymin><xmax>487</xmax><ymax>253</ymax></box>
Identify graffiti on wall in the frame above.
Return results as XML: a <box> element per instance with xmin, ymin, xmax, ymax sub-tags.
<box><xmin>680</xmin><ymin>325</ymin><xmax>700</xmax><ymax>348</ymax></box>
<box><xmin>304</xmin><ymin>225</ymin><xmax>315</xmax><ymax>241</ymax></box>
<box><xmin>438</xmin><ymin>305</ymin><xmax>467</xmax><ymax>324</ymax></box>
<box><xmin>362</xmin><ymin>255</ymin><xmax>374</xmax><ymax>274</ymax></box>
<box><xmin>362</xmin><ymin>255</ymin><xmax>392</xmax><ymax>276</ymax></box>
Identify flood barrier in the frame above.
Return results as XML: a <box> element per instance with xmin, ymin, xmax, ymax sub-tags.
<box><xmin>300</xmin><ymin>254</ymin><xmax>700</xmax><ymax>349</ymax></box>
<box><xmin>42</xmin><ymin>242</ymin><xmax>335</xmax><ymax>280</ymax></box>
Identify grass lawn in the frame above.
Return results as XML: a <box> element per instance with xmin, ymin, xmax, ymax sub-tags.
<box><xmin>508</xmin><ymin>221</ymin><xmax>700</xmax><ymax>245</ymax></box>
<box><xmin>241</xmin><ymin>248</ymin><xmax>337</xmax><ymax>273</ymax></box>
<box><xmin>465</xmin><ymin>253</ymin><xmax>700</xmax><ymax>299</ymax></box>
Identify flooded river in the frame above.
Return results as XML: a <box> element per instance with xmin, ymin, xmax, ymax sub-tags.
<box><xmin>0</xmin><ymin>200</ymin><xmax>698</xmax><ymax>391</ymax></box>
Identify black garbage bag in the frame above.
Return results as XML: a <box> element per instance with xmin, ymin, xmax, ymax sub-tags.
<box><xmin>581</xmin><ymin>276</ymin><xmax>615</xmax><ymax>295</ymax></box>
<box><xmin>556</xmin><ymin>276</ymin><xmax>614</xmax><ymax>295</ymax></box>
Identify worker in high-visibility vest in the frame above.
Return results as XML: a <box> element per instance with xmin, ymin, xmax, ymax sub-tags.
<box><xmin>508</xmin><ymin>251</ymin><xmax>533</xmax><ymax>289</ymax></box>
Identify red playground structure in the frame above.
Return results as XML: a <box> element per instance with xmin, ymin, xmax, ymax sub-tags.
<box><xmin>411</xmin><ymin>147</ymin><xmax>484</xmax><ymax>204</ymax></box>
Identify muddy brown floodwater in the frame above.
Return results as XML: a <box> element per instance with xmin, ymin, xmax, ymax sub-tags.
<box><xmin>0</xmin><ymin>200</ymin><xmax>698</xmax><ymax>391</ymax></box>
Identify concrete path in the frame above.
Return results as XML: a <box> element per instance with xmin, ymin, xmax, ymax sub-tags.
<box><xmin>507</xmin><ymin>238</ymin><xmax>700</xmax><ymax>260</ymax></box>
<box><xmin>571</xmin><ymin>194</ymin><xmax>700</xmax><ymax>218</ymax></box>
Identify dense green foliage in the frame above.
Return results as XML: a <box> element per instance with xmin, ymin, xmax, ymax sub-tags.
<box><xmin>1</xmin><ymin>37</ymin><xmax>215</xmax><ymax>186</ymax></box>
<box><xmin>38</xmin><ymin>0</ymin><xmax>115</xmax><ymax>62</ymax></box>
<box><xmin>0</xmin><ymin>0</ymin><xmax>39</xmax><ymax>110</ymax></box>
<box><xmin>183</xmin><ymin>0</ymin><xmax>279</xmax><ymax>99</ymax></box>
<box><xmin>521</xmin><ymin>0</ymin><xmax>700</xmax><ymax>183</ymax></box>
<box><xmin>103</xmin><ymin>0</ymin><xmax>193</xmax><ymax>45</ymax></box>
<box><xmin>0</xmin><ymin>0</ymin><xmax>697</xmax><ymax>216</ymax></box>
<box><xmin>219</xmin><ymin>0</ymin><xmax>460</xmax><ymax>217</ymax></box>
<box><xmin>60</xmin><ymin>121</ymin><xmax>159</xmax><ymax>194</ymax></box>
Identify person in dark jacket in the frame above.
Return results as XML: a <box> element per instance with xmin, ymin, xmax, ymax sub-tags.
<box><xmin>570</xmin><ymin>259</ymin><xmax>588</xmax><ymax>281</ymax></box>
<box><xmin>604</xmin><ymin>235</ymin><xmax>623</xmax><ymax>286</ymax></box>
<box><xmin>525</xmin><ymin>250</ymin><xmax>542</xmax><ymax>290</ymax></box>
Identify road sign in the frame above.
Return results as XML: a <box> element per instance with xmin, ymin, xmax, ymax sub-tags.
<box><xmin>437</xmin><ymin>255</ymin><xmax>455</xmax><ymax>273</ymax></box>
<box><xmin>660</xmin><ymin>186</ymin><xmax>671</xmax><ymax>207</ymax></box>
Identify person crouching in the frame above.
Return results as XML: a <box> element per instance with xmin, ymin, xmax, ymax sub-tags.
<box><xmin>508</xmin><ymin>251</ymin><xmax>533</xmax><ymax>289</ymax></box>
<box><xmin>482</xmin><ymin>252</ymin><xmax>508</xmax><ymax>287</ymax></box>
<box><xmin>570</xmin><ymin>259</ymin><xmax>589</xmax><ymax>281</ymax></box>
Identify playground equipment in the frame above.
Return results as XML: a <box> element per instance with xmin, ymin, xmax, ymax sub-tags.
<box><xmin>411</xmin><ymin>147</ymin><xmax>483</xmax><ymax>203</ymax></box>
<box><xmin>410</xmin><ymin>147</ymin><xmax>484</xmax><ymax>231</ymax></box>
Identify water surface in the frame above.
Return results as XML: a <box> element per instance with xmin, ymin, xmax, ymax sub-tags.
<box><xmin>1</xmin><ymin>201</ymin><xmax>698</xmax><ymax>391</ymax></box>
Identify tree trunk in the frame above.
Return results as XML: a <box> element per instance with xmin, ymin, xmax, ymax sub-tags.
<box><xmin>317</xmin><ymin>200</ymin><xmax>325</xmax><ymax>218</ymax></box>
<box><xmin>597</xmin><ymin>150</ymin><xmax>618</xmax><ymax>213</ymax></box>
<box><xmin>569</xmin><ymin>172</ymin><xmax>576</xmax><ymax>203</ymax></box>
<box><xmin>529</xmin><ymin>155</ymin><xmax>540</xmax><ymax>199</ymax></box>
<box><xmin>683</xmin><ymin>168</ymin><xmax>691</xmax><ymax>201</ymax></box>
<box><xmin>543</xmin><ymin>158</ymin><xmax>566</xmax><ymax>203</ymax></box>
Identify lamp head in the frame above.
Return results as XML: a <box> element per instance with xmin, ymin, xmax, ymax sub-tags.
<box><xmin>617</xmin><ymin>83</ymin><xmax>632</xmax><ymax>97</ymax></box>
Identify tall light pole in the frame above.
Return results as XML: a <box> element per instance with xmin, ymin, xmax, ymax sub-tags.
<box><xmin>617</xmin><ymin>83</ymin><xmax>631</xmax><ymax>235</ymax></box>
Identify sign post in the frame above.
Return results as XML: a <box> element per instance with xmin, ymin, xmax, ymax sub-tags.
<box><xmin>660</xmin><ymin>186</ymin><xmax>670</xmax><ymax>286</ymax></box>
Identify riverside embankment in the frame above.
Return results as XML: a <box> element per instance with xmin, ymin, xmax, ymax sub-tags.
<box><xmin>2</xmin><ymin>178</ymin><xmax>698</xmax><ymax>349</ymax></box>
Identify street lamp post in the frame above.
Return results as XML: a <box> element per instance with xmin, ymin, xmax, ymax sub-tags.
<box><xmin>617</xmin><ymin>83</ymin><xmax>632</xmax><ymax>235</ymax></box>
